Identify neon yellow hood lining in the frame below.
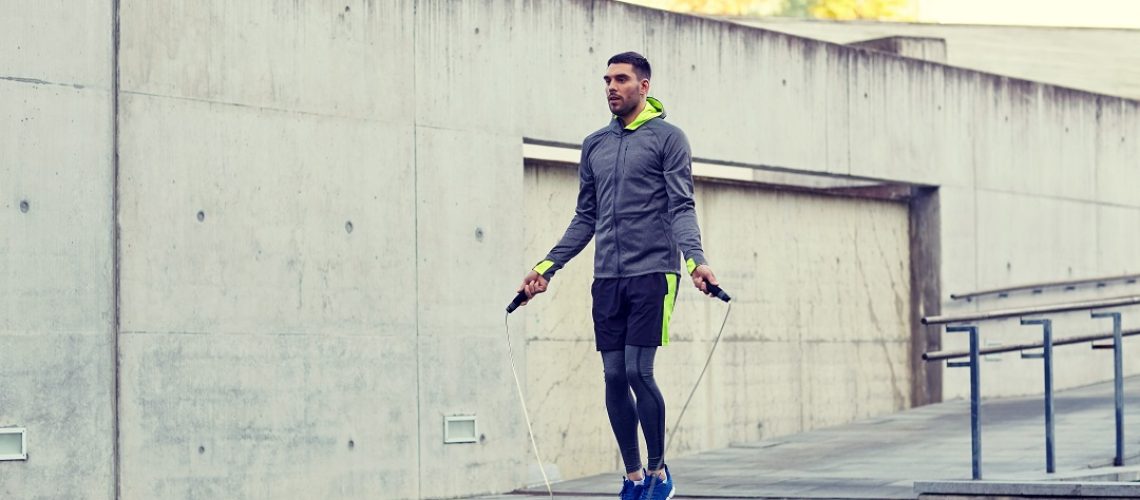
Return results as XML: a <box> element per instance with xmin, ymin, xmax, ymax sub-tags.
<box><xmin>619</xmin><ymin>96</ymin><xmax>664</xmax><ymax>131</ymax></box>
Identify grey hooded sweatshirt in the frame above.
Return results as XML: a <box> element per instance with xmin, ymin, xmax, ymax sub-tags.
<box><xmin>534</xmin><ymin>97</ymin><xmax>708</xmax><ymax>281</ymax></box>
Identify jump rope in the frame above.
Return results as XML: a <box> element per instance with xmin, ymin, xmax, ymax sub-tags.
<box><xmin>504</xmin><ymin>280</ymin><xmax>732</xmax><ymax>497</ymax></box>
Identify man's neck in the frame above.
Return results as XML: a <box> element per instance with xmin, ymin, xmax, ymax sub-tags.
<box><xmin>619</xmin><ymin>99</ymin><xmax>647</xmax><ymax>127</ymax></box>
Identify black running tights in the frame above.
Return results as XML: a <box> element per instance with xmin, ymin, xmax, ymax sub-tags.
<box><xmin>601</xmin><ymin>345</ymin><xmax>665</xmax><ymax>474</ymax></box>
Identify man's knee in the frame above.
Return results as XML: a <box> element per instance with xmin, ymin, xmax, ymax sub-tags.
<box><xmin>626</xmin><ymin>362</ymin><xmax>655</xmax><ymax>386</ymax></box>
<box><xmin>603</xmin><ymin>360</ymin><xmax>628</xmax><ymax>386</ymax></box>
<box><xmin>625</xmin><ymin>348</ymin><xmax>655</xmax><ymax>382</ymax></box>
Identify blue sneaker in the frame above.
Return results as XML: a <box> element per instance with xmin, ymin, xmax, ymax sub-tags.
<box><xmin>639</xmin><ymin>465</ymin><xmax>675</xmax><ymax>500</ymax></box>
<box><xmin>618</xmin><ymin>474</ymin><xmax>645</xmax><ymax>500</ymax></box>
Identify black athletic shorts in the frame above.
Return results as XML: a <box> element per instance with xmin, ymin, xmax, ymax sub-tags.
<box><xmin>591</xmin><ymin>273</ymin><xmax>679</xmax><ymax>351</ymax></box>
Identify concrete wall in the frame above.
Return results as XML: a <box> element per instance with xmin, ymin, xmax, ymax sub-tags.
<box><xmin>114</xmin><ymin>1</ymin><xmax>526</xmax><ymax>498</ymax></box>
<box><xmin>727</xmin><ymin>17</ymin><xmax>1140</xmax><ymax>100</ymax></box>
<box><xmin>848</xmin><ymin>36</ymin><xmax>948</xmax><ymax>63</ymax></box>
<box><xmin>0</xmin><ymin>1</ymin><xmax>116</xmax><ymax>499</ymax></box>
<box><xmin>2</xmin><ymin>0</ymin><xmax>1139</xmax><ymax>498</ymax></box>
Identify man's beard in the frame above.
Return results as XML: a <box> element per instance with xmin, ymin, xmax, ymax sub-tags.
<box><xmin>611</xmin><ymin>97</ymin><xmax>637</xmax><ymax>117</ymax></box>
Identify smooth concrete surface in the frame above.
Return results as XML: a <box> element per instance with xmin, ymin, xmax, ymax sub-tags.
<box><xmin>118</xmin><ymin>334</ymin><xmax>420</xmax><ymax>499</ymax></box>
<box><xmin>0</xmin><ymin>1</ymin><xmax>112</xmax><ymax>88</ymax></box>
<box><xmin>727</xmin><ymin>18</ymin><xmax>1140</xmax><ymax>101</ymax></box>
<box><xmin>413</xmin><ymin>126</ymin><xmax>530</xmax><ymax>496</ymax></box>
<box><xmin>848</xmin><ymin>36</ymin><xmax>948</xmax><ymax>63</ymax></box>
<box><xmin>495</xmin><ymin>376</ymin><xmax>1140</xmax><ymax>499</ymax></box>
<box><xmin>0</xmin><ymin>334</ymin><xmax>115</xmax><ymax>499</ymax></box>
<box><xmin>116</xmin><ymin>93</ymin><xmax>418</xmax><ymax>336</ymax></box>
<box><xmin>4</xmin><ymin>0</ymin><xmax>1140</xmax><ymax>497</ymax></box>
<box><xmin>915</xmin><ymin>480</ymin><xmax>1140</xmax><ymax>498</ymax></box>
<box><xmin>0</xmin><ymin>2</ymin><xmax>116</xmax><ymax>499</ymax></box>
<box><xmin>119</xmin><ymin>0</ymin><xmax>414</xmax><ymax>122</ymax></box>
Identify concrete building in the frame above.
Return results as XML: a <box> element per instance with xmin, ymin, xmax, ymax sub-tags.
<box><xmin>724</xmin><ymin>17</ymin><xmax>1140</xmax><ymax>100</ymax></box>
<box><xmin>2</xmin><ymin>1</ymin><xmax>1138</xmax><ymax>498</ymax></box>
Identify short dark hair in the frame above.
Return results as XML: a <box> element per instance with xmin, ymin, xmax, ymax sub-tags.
<box><xmin>607</xmin><ymin>51</ymin><xmax>651</xmax><ymax>81</ymax></box>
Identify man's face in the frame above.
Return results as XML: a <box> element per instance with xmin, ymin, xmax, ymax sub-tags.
<box><xmin>604</xmin><ymin>63</ymin><xmax>647</xmax><ymax>117</ymax></box>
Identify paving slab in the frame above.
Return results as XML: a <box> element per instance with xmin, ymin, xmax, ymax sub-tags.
<box><xmin>478</xmin><ymin>376</ymin><xmax>1140</xmax><ymax>499</ymax></box>
<box><xmin>914</xmin><ymin>479</ymin><xmax>1140</xmax><ymax>498</ymax></box>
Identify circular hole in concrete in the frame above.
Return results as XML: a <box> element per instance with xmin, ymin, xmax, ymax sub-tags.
<box><xmin>345</xmin><ymin>5</ymin><xmax>350</xmax><ymax>12</ymax></box>
<box><xmin>198</xmin><ymin>446</ymin><xmax>205</xmax><ymax>454</ymax></box>
<box><xmin>475</xmin><ymin>227</ymin><xmax>484</xmax><ymax>242</ymax></box>
<box><xmin>348</xmin><ymin>439</ymin><xmax>355</xmax><ymax>449</ymax></box>
<box><xmin>196</xmin><ymin>211</ymin><xmax>205</xmax><ymax>222</ymax></box>
<box><xmin>474</xmin><ymin>27</ymin><xmax>480</xmax><ymax>34</ymax></box>
<box><xmin>19</xmin><ymin>200</ymin><xmax>29</xmax><ymax>213</ymax></box>
<box><xmin>345</xmin><ymin>221</ymin><xmax>354</xmax><ymax>234</ymax></box>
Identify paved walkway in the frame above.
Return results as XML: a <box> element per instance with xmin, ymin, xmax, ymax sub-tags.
<box><xmin>479</xmin><ymin>376</ymin><xmax>1140</xmax><ymax>499</ymax></box>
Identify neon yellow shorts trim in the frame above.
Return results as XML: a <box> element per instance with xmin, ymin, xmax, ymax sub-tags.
<box><xmin>661</xmin><ymin>273</ymin><xmax>678</xmax><ymax>346</ymax></box>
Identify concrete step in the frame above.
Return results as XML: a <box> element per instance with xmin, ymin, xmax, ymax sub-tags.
<box><xmin>915</xmin><ymin>479</ymin><xmax>1140</xmax><ymax>499</ymax></box>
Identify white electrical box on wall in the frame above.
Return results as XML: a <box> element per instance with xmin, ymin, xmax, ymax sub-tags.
<box><xmin>444</xmin><ymin>415</ymin><xmax>477</xmax><ymax>444</ymax></box>
<box><xmin>0</xmin><ymin>428</ymin><xmax>27</xmax><ymax>461</ymax></box>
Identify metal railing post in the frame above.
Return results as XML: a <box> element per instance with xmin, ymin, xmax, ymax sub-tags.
<box><xmin>1021</xmin><ymin>318</ymin><xmax>1055</xmax><ymax>474</ymax></box>
<box><xmin>946</xmin><ymin>325</ymin><xmax>982</xmax><ymax>480</ymax></box>
<box><xmin>1091</xmin><ymin>311</ymin><xmax>1125</xmax><ymax>466</ymax></box>
<box><xmin>923</xmin><ymin>296</ymin><xmax>1140</xmax><ymax>478</ymax></box>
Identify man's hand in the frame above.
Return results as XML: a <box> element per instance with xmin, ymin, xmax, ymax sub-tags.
<box><xmin>517</xmin><ymin>270</ymin><xmax>549</xmax><ymax>306</ymax></box>
<box><xmin>690</xmin><ymin>265</ymin><xmax>718</xmax><ymax>296</ymax></box>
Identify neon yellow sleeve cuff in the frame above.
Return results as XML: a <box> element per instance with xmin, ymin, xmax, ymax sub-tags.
<box><xmin>533</xmin><ymin>260</ymin><xmax>555</xmax><ymax>275</ymax></box>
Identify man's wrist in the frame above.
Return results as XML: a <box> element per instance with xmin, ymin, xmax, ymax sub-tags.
<box><xmin>686</xmin><ymin>257</ymin><xmax>709</xmax><ymax>275</ymax></box>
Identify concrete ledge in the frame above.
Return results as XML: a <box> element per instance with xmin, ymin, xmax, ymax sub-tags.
<box><xmin>1052</xmin><ymin>464</ymin><xmax>1140</xmax><ymax>483</ymax></box>
<box><xmin>915</xmin><ymin>480</ymin><xmax>1140</xmax><ymax>498</ymax></box>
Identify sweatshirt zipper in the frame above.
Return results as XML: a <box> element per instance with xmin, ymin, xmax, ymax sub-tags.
<box><xmin>612</xmin><ymin>131</ymin><xmax>625</xmax><ymax>275</ymax></box>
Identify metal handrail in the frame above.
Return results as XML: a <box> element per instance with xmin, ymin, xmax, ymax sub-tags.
<box><xmin>950</xmin><ymin>273</ymin><xmax>1140</xmax><ymax>301</ymax></box>
<box><xmin>921</xmin><ymin>295</ymin><xmax>1140</xmax><ymax>325</ymax></box>
<box><xmin>922</xmin><ymin>298</ymin><xmax>1137</xmax><ymax>480</ymax></box>
<box><xmin>923</xmin><ymin>328</ymin><xmax>1140</xmax><ymax>361</ymax></box>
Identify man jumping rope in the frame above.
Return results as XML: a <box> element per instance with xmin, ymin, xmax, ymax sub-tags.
<box><xmin>516</xmin><ymin>51</ymin><xmax>719</xmax><ymax>500</ymax></box>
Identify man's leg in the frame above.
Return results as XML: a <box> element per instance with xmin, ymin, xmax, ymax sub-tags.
<box><xmin>593</xmin><ymin>278</ymin><xmax>644</xmax><ymax>480</ymax></box>
<box><xmin>625</xmin><ymin>345</ymin><xmax>666</xmax><ymax>473</ymax></box>
<box><xmin>601</xmin><ymin>349</ymin><xmax>643</xmax><ymax>476</ymax></box>
<box><xmin>622</xmin><ymin>273</ymin><xmax>678</xmax><ymax>482</ymax></box>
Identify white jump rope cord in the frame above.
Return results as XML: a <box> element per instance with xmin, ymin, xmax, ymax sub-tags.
<box><xmin>504</xmin><ymin>300</ymin><xmax>732</xmax><ymax>496</ymax></box>
<box><xmin>666</xmin><ymin>301</ymin><xmax>732</xmax><ymax>455</ymax></box>
<box><xmin>504</xmin><ymin>313</ymin><xmax>554</xmax><ymax>499</ymax></box>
